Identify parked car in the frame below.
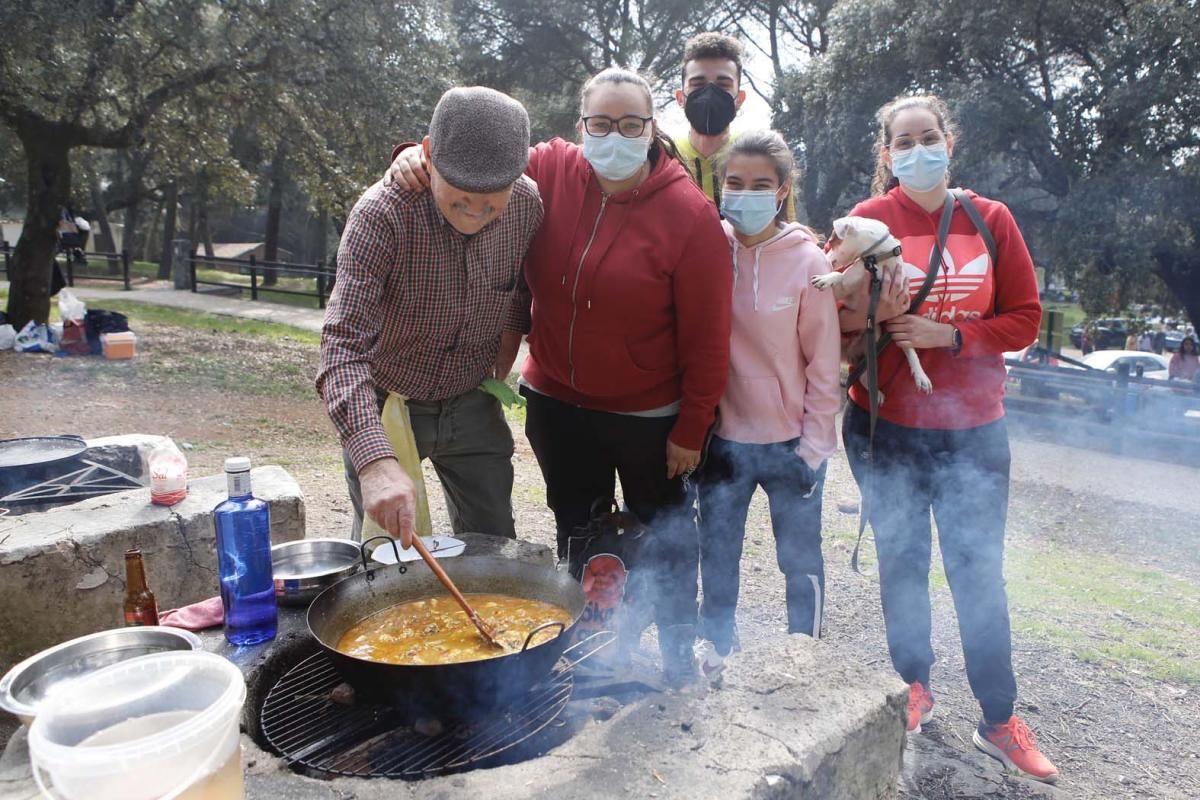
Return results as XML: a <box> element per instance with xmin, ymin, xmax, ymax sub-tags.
<box><xmin>1004</xmin><ymin>346</ymin><xmax>1061</xmax><ymax>398</ymax></box>
<box><xmin>1077</xmin><ymin>350</ymin><xmax>1170</xmax><ymax>379</ymax></box>
<box><xmin>1164</xmin><ymin>329</ymin><xmax>1185</xmax><ymax>352</ymax></box>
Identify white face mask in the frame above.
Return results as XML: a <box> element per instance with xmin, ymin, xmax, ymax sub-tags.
<box><xmin>890</xmin><ymin>143</ymin><xmax>949</xmax><ymax>192</ymax></box>
<box><xmin>721</xmin><ymin>190</ymin><xmax>783</xmax><ymax>235</ymax></box>
<box><xmin>582</xmin><ymin>132</ymin><xmax>651</xmax><ymax>181</ymax></box>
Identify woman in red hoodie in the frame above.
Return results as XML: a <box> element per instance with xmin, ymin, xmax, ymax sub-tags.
<box><xmin>839</xmin><ymin>95</ymin><xmax>1058</xmax><ymax>784</ymax></box>
<box><xmin>388</xmin><ymin>71</ymin><xmax>732</xmax><ymax>683</ymax></box>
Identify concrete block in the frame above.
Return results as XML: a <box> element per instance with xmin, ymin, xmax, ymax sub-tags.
<box><xmin>0</xmin><ymin>466</ymin><xmax>304</xmax><ymax>669</ymax></box>
<box><xmin>243</xmin><ymin>634</ymin><xmax>906</xmax><ymax>800</ymax></box>
<box><xmin>80</xmin><ymin>433</ymin><xmax>175</xmax><ymax>483</ymax></box>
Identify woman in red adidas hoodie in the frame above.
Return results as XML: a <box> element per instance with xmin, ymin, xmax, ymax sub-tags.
<box><xmin>388</xmin><ymin>70</ymin><xmax>732</xmax><ymax>683</ymax></box>
<box><xmin>839</xmin><ymin>95</ymin><xmax>1057</xmax><ymax>784</ymax></box>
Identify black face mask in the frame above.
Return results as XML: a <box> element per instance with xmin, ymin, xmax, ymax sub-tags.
<box><xmin>684</xmin><ymin>83</ymin><xmax>737</xmax><ymax>136</ymax></box>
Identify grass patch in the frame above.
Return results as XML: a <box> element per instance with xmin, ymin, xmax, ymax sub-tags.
<box><xmin>1006</xmin><ymin>539</ymin><xmax>1200</xmax><ymax>683</ymax></box>
<box><xmin>94</xmin><ymin>300</ymin><xmax>320</xmax><ymax>345</ymax></box>
<box><xmin>3</xmin><ymin>286</ymin><xmax>320</xmax><ymax>341</ymax></box>
<box><xmin>1042</xmin><ymin>302</ymin><xmax>1086</xmax><ymax>331</ymax></box>
<box><xmin>836</xmin><ymin>515</ymin><xmax>1199</xmax><ymax>684</ymax></box>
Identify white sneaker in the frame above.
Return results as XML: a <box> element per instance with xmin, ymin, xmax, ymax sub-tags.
<box><xmin>696</xmin><ymin>640</ymin><xmax>727</xmax><ymax>681</ymax></box>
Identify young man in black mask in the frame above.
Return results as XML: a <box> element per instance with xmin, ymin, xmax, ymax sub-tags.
<box><xmin>673</xmin><ymin>32</ymin><xmax>796</xmax><ymax>220</ymax></box>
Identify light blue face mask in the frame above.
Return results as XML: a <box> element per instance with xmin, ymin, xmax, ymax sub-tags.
<box><xmin>721</xmin><ymin>190</ymin><xmax>783</xmax><ymax>236</ymax></box>
<box><xmin>582</xmin><ymin>132</ymin><xmax>651</xmax><ymax>181</ymax></box>
<box><xmin>890</xmin><ymin>143</ymin><xmax>949</xmax><ymax>192</ymax></box>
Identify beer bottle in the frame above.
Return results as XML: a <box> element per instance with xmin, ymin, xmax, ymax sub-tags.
<box><xmin>124</xmin><ymin>549</ymin><xmax>160</xmax><ymax>626</ymax></box>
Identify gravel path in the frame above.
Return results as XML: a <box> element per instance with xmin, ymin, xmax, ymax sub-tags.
<box><xmin>2</xmin><ymin>320</ymin><xmax>1197</xmax><ymax>799</ymax></box>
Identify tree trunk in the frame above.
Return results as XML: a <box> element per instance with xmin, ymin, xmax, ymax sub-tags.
<box><xmin>124</xmin><ymin>198</ymin><xmax>142</xmax><ymax>271</ymax></box>
<box><xmin>1155</xmin><ymin>252</ymin><xmax>1200</xmax><ymax>341</ymax></box>
<box><xmin>262</xmin><ymin>143</ymin><xmax>287</xmax><ymax>287</ymax></box>
<box><xmin>312</xmin><ymin>208</ymin><xmax>328</xmax><ymax>264</ymax></box>
<box><xmin>6</xmin><ymin>124</ymin><xmax>71</xmax><ymax>329</ymax></box>
<box><xmin>89</xmin><ymin>175</ymin><xmax>121</xmax><ymax>275</ymax></box>
<box><xmin>142</xmin><ymin>198</ymin><xmax>163</xmax><ymax>263</ymax></box>
<box><xmin>197</xmin><ymin>200</ymin><xmax>215</xmax><ymax>259</ymax></box>
<box><xmin>157</xmin><ymin>181</ymin><xmax>179</xmax><ymax>279</ymax></box>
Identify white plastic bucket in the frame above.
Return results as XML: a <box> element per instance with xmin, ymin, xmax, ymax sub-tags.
<box><xmin>27</xmin><ymin>651</ymin><xmax>246</xmax><ymax>800</ymax></box>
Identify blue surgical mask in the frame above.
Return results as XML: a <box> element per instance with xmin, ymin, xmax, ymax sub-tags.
<box><xmin>890</xmin><ymin>143</ymin><xmax>949</xmax><ymax>192</ymax></box>
<box><xmin>721</xmin><ymin>190</ymin><xmax>782</xmax><ymax>235</ymax></box>
<box><xmin>582</xmin><ymin>132</ymin><xmax>650</xmax><ymax>181</ymax></box>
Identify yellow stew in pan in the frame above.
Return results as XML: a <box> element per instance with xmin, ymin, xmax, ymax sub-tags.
<box><xmin>336</xmin><ymin>594</ymin><xmax>573</xmax><ymax>665</ymax></box>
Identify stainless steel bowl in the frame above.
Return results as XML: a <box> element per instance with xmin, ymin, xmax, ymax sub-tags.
<box><xmin>0</xmin><ymin>626</ymin><xmax>203</xmax><ymax>724</ymax></box>
<box><xmin>272</xmin><ymin>537</ymin><xmax>362</xmax><ymax>607</ymax></box>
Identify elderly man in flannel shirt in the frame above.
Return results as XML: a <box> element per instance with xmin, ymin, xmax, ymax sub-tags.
<box><xmin>318</xmin><ymin>87</ymin><xmax>543</xmax><ymax>547</ymax></box>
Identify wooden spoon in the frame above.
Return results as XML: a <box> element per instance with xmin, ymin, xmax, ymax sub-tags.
<box><xmin>409</xmin><ymin>535</ymin><xmax>505</xmax><ymax>649</ymax></box>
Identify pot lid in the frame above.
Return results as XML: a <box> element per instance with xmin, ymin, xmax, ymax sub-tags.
<box><xmin>0</xmin><ymin>436</ymin><xmax>87</xmax><ymax>469</ymax></box>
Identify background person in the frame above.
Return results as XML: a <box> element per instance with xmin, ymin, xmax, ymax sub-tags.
<box><xmin>672</xmin><ymin>32</ymin><xmax>797</xmax><ymax>221</ymax></box>
<box><xmin>695</xmin><ymin>130</ymin><xmax>840</xmax><ymax>680</ymax></box>
<box><xmin>838</xmin><ymin>94</ymin><xmax>1058</xmax><ymax>784</ymax></box>
<box><xmin>1170</xmin><ymin>336</ymin><xmax>1199</xmax><ymax>382</ymax></box>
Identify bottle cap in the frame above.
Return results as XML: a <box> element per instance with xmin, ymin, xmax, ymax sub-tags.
<box><xmin>224</xmin><ymin>457</ymin><xmax>252</xmax><ymax>474</ymax></box>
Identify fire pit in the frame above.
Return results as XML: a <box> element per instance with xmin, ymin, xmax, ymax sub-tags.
<box><xmin>1</xmin><ymin>533</ymin><xmax>909</xmax><ymax>799</ymax></box>
<box><xmin>260</xmin><ymin>643</ymin><xmax>597</xmax><ymax>778</ymax></box>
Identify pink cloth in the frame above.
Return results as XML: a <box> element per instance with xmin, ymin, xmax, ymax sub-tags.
<box><xmin>159</xmin><ymin>596</ymin><xmax>224</xmax><ymax>631</ymax></box>
<box><xmin>715</xmin><ymin>222</ymin><xmax>842</xmax><ymax>470</ymax></box>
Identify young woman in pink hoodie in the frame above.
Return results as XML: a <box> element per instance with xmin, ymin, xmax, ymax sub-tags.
<box><xmin>696</xmin><ymin>130</ymin><xmax>842</xmax><ymax>677</ymax></box>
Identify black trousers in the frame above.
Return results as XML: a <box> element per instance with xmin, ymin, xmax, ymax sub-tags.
<box><xmin>843</xmin><ymin>403</ymin><xmax>1017</xmax><ymax>723</ymax></box>
<box><xmin>698</xmin><ymin>437</ymin><xmax>827</xmax><ymax>653</ymax></box>
<box><xmin>522</xmin><ymin>388</ymin><xmax>699</xmax><ymax>629</ymax></box>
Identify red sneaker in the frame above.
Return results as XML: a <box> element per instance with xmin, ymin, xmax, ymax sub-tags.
<box><xmin>973</xmin><ymin>715</ymin><xmax>1059</xmax><ymax>784</ymax></box>
<box><xmin>906</xmin><ymin>681</ymin><xmax>934</xmax><ymax>732</ymax></box>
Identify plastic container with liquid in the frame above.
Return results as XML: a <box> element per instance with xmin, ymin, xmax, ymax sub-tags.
<box><xmin>27</xmin><ymin>650</ymin><xmax>246</xmax><ymax>800</ymax></box>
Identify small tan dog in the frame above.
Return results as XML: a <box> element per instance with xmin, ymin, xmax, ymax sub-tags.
<box><xmin>811</xmin><ymin>216</ymin><xmax>933</xmax><ymax>397</ymax></box>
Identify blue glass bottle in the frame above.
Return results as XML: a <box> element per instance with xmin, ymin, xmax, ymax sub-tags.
<box><xmin>213</xmin><ymin>457</ymin><xmax>277</xmax><ymax>645</ymax></box>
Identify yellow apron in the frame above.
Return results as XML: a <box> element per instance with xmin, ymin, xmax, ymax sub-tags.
<box><xmin>361</xmin><ymin>394</ymin><xmax>434</xmax><ymax>540</ymax></box>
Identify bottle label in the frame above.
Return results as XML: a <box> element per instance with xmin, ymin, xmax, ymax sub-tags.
<box><xmin>227</xmin><ymin>471</ymin><xmax>252</xmax><ymax>497</ymax></box>
<box><xmin>125</xmin><ymin>607</ymin><xmax>159</xmax><ymax>626</ymax></box>
<box><xmin>150</xmin><ymin>451</ymin><xmax>188</xmax><ymax>506</ymax></box>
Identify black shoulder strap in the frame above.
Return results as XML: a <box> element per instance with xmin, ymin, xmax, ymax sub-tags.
<box><xmin>951</xmin><ymin>189</ymin><xmax>996</xmax><ymax>266</ymax></box>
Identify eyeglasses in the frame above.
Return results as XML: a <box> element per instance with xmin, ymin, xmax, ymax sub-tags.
<box><xmin>888</xmin><ymin>132</ymin><xmax>946</xmax><ymax>152</ymax></box>
<box><xmin>581</xmin><ymin>115</ymin><xmax>653</xmax><ymax>138</ymax></box>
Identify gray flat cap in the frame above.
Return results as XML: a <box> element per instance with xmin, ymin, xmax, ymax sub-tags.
<box><xmin>429</xmin><ymin>87</ymin><xmax>530</xmax><ymax>193</ymax></box>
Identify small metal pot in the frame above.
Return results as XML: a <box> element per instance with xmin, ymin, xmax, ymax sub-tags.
<box><xmin>0</xmin><ymin>626</ymin><xmax>203</xmax><ymax>725</ymax></box>
<box><xmin>272</xmin><ymin>538</ymin><xmax>362</xmax><ymax>607</ymax></box>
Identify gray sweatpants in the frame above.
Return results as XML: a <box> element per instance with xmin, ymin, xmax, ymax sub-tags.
<box><xmin>344</xmin><ymin>388</ymin><xmax>517</xmax><ymax>541</ymax></box>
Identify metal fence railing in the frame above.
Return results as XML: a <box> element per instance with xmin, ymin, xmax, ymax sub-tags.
<box><xmin>1004</xmin><ymin>346</ymin><xmax>1200</xmax><ymax>464</ymax></box>
<box><xmin>1</xmin><ymin>240</ymin><xmax>131</xmax><ymax>291</ymax></box>
<box><xmin>188</xmin><ymin>252</ymin><xmax>333</xmax><ymax>309</ymax></box>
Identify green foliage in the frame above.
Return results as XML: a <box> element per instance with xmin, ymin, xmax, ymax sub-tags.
<box><xmin>775</xmin><ymin>0</ymin><xmax>1199</xmax><ymax>326</ymax></box>
<box><xmin>453</xmin><ymin>0</ymin><xmax>738</xmax><ymax>140</ymax></box>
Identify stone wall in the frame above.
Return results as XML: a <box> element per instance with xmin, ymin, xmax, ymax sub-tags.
<box><xmin>0</xmin><ymin>466</ymin><xmax>305</xmax><ymax>668</ymax></box>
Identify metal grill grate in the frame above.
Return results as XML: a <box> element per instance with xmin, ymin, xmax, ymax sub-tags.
<box><xmin>0</xmin><ymin>460</ymin><xmax>143</xmax><ymax>508</ymax></box>
<box><xmin>260</xmin><ymin>651</ymin><xmax>574</xmax><ymax>778</ymax></box>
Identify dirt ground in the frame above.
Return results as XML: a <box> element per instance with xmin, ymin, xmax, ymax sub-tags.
<box><xmin>2</xmin><ymin>315</ymin><xmax>1198</xmax><ymax>799</ymax></box>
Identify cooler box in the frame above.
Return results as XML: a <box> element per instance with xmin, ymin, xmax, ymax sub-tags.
<box><xmin>101</xmin><ymin>331</ymin><xmax>137</xmax><ymax>359</ymax></box>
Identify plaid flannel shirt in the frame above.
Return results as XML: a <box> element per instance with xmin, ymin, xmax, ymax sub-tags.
<box><xmin>317</xmin><ymin>177</ymin><xmax>542</xmax><ymax>472</ymax></box>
